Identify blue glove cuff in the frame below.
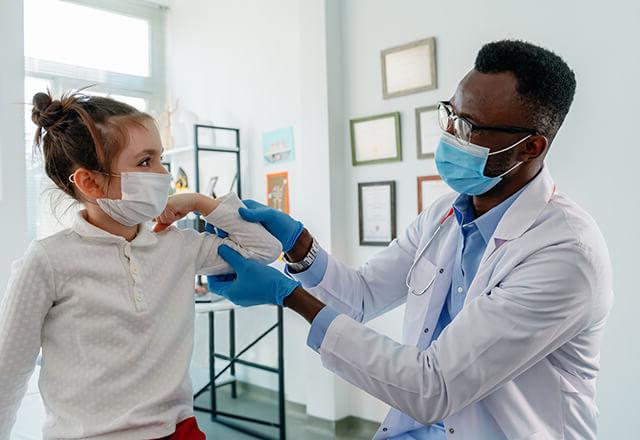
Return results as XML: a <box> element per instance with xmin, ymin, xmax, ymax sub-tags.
<box><xmin>275</xmin><ymin>278</ymin><xmax>302</xmax><ymax>306</ymax></box>
<box><xmin>283</xmin><ymin>221</ymin><xmax>305</xmax><ymax>253</ymax></box>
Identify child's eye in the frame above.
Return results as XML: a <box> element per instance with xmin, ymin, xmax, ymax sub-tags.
<box><xmin>139</xmin><ymin>158</ymin><xmax>151</xmax><ymax>167</ymax></box>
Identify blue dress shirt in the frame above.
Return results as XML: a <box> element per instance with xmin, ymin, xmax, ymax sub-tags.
<box><xmin>297</xmin><ymin>186</ymin><xmax>527</xmax><ymax>439</ymax></box>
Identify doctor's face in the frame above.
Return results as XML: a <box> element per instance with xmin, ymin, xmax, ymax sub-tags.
<box><xmin>448</xmin><ymin>70</ymin><xmax>542</xmax><ymax>178</ymax></box>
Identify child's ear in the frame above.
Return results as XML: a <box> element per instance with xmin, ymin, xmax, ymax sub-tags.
<box><xmin>72</xmin><ymin>168</ymin><xmax>108</xmax><ymax>200</ymax></box>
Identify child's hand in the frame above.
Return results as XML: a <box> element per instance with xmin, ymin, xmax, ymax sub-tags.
<box><xmin>153</xmin><ymin>193</ymin><xmax>220</xmax><ymax>233</ymax></box>
<box><xmin>153</xmin><ymin>193</ymin><xmax>199</xmax><ymax>233</ymax></box>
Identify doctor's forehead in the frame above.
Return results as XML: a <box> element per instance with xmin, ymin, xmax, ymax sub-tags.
<box><xmin>450</xmin><ymin>69</ymin><xmax>529</xmax><ymax>128</ymax></box>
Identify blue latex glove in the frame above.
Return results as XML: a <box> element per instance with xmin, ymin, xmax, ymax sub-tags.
<box><xmin>238</xmin><ymin>200</ymin><xmax>304</xmax><ymax>252</ymax></box>
<box><xmin>214</xmin><ymin>245</ymin><xmax>301</xmax><ymax>307</ymax></box>
<box><xmin>205</xmin><ymin>223</ymin><xmax>234</xmax><ymax>293</ymax></box>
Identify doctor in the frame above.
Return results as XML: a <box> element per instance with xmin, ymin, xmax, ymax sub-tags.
<box><xmin>212</xmin><ymin>40</ymin><xmax>613</xmax><ymax>439</ymax></box>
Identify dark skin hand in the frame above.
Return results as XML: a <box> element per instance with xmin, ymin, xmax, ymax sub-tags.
<box><xmin>284</xmin><ymin>69</ymin><xmax>550</xmax><ymax>321</ymax></box>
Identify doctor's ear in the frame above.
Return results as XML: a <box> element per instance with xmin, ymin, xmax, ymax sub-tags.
<box><xmin>70</xmin><ymin>168</ymin><xmax>109</xmax><ymax>200</ymax></box>
<box><xmin>519</xmin><ymin>135</ymin><xmax>548</xmax><ymax>161</ymax></box>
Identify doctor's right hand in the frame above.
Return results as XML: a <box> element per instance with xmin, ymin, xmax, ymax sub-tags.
<box><xmin>238</xmin><ymin>200</ymin><xmax>304</xmax><ymax>252</ymax></box>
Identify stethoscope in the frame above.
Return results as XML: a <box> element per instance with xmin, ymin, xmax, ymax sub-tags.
<box><xmin>405</xmin><ymin>207</ymin><xmax>455</xmax><ymax>296</ymax></box>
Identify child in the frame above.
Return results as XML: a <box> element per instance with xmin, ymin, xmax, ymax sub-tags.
<box><xmin>0</xmin><ymin>91</ymin><xmax>282</xmax><ymax>439</ymax></box>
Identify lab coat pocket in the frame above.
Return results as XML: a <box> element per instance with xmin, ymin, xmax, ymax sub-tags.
<box><xmin>402</xmin><ymin>258</ymin><xmax>438</xmax><ymax>344</ymax></box>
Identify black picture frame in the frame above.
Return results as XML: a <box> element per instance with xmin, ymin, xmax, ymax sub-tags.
<box><xmin>358</xmin><ymin>181</ymin><xmax>397</xmax><ymax>246</ymax></box>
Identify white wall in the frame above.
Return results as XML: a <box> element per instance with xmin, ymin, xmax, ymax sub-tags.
<box><xmin>0</xmin><ymin>0</ymin><xmax>27</xmax><ymax>293</ymax></box>
<box><xmin>336</xmin><ymin>0</ymin><xmax>640</xmax><ymax>434</ymax></box>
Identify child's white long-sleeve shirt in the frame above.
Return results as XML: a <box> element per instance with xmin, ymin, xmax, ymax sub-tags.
<box><xmin>0</xmin><ymin>192</ymin><xmax>281</xmax><ymax>439</ymax></box>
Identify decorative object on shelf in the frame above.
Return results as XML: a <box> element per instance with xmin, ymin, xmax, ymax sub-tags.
<box><xmin>175</xmin><ymin>167</ymin><xmax>189</xmax><ymax>193</ymax></box>
<box><xmin>263</xmin><ymin>126</ymin><xmax>295</xmax><ymax>164</ymax></box>
<box><xmin>206</xmin><ymin>176</ymin><xmax>219</xmax><ymax>199</ymax></box>
<box><xmin>381</xmin><ymin>37</ymin><xmax>437</xmax><ymax>99</ymax></box>
<box><xmin>415</xmin><ymin>104</ymin><xmax>440</xmax><ymax>159</ymax></box>
<box><xmin>266</xmin><ymin>172</ymin><xmax>290</xmax><ymax>214</ymax></box>
<box><xmin>350</xmin><ymin>112</ymin><xmax>402</xmax><ymax>166</ymax></box>
<box><xmin>417</xmin><ymin>175</ymin><xmax>453</xmax><ymax>214</ymax></box>
<box><xmin>358</xmin><ymin>181</ymin><xmax>396</xmax><ymax>246</ymax></box>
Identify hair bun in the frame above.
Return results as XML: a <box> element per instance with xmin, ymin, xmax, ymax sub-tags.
<box><xmin>32</xmin><ymin>91</ymin><xmax>65</xmax><ymax>130</ymax></box>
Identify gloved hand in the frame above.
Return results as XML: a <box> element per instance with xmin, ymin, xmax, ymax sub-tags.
<box><xmin>238</xmin><ymin>200</ymin><xmax>304</xmax><ymax>252</ymax></box>
<box><xmin>214</xmin><ymin>245</ymin><xmax>301</xmax><ymax>307</ymax></box>
<box><xmin>205</xmin><ymin>223</ymin><xmax>234</xmax><ymax>293</ymax></box>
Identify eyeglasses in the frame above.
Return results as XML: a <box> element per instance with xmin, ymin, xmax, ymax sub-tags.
<box><xmin>437</xmin><ymin>101</ymin><xmax>539</xmax><ymax>145</ymax></box>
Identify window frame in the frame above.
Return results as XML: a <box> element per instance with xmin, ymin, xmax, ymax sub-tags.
<box><xmin>24</xmin><ymin>0</ymin><xmax>166</xmax><ymax>115</ymax></box>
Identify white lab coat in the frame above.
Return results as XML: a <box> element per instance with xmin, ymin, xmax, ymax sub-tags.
<box><xmin>307</xmin><ymin>168</ymin><xmax>613</xmax><ymax>440</ymax></box>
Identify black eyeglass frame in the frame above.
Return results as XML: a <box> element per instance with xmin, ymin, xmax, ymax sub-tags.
<box><xmin>438</xmin><ymin>101</ymin><xmax>540</xmax><ymax>139</ymax></box>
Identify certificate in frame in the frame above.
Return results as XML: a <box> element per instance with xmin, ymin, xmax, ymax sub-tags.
<box><xmin>381</xmin><ymin>37</ymin><xmax>437</xmax><ymax>99</ymax></box>
<box><xmin>415</xmin><ymin>105</ymin><xmax>440</xmax><ymax>159</ymax></box>
<box><xmin>417</xmin><ymin>175</ymin><xmax>453</xmax><ymax>214</ymax></box>
<box><xmin>350</xmin><ymin>112</ymin><xmax>402</xmax><ymax>166</ymax></box>
<box><xmin>358</xmin><ymin>181</ymin><xmax>397</xmax><ymax>246</ymax></box>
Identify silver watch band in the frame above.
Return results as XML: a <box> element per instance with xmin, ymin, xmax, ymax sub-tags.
<box><xmin>285</xmin><ymin>237</ymin><xmax>319</xmax><ymax>273</ymax></box>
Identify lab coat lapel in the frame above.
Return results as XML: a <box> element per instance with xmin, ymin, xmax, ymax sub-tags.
<box><xmin>466</xmin><ymin>167</ymin><xmax>556</xmax><ymax>301</ymax></box>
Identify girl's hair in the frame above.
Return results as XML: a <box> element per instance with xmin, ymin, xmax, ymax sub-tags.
<box><xmin>31</xmin><ymin>90</ymin><xmax>153</xmax><ymax>198</ymax></box>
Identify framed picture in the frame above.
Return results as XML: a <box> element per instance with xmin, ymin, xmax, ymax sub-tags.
<box><xmin>266</xmin><ymin>171</ymin><xmax>290</xmax><ymax>214</ymax></box>
<box><xmin>415</xmin><ymin>105</ymin><xmax>440</xmax><ymax>159</ymax></box>
<box><xmin>417</xmin><ymin>175</ymin><xmax>453</xmax><ymax>214</ymax></box>
<box><xmin>263</xmin><ymin>126</ymin><xmax>295</xmax><ymax>164</ymax></box>
<box><xmin>358</xmin><ymin>181</ymin><xmax>396</xmax><ymax>246</ymax></box>
<box><xmin>381</xmin><ymin>37</ymin><xmax>437</xmax><ymax>99</ymax></box>
<box><xmin>350</xmin><ymin>112</ymin><xmax>402</xmax><ymax>166</ymax></box>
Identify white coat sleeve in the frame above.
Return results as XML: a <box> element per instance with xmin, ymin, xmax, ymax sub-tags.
<box><xmin>307</xmin><ymin>212</ymin><xmax>425</xmax><ymax>323</ymax></box>
<box><xmin>0</xmin><ymin>242</ymin><xmax>55</xmax><ymax>439</ymax></box>
<box><xmin>318</xmin><ymin>242</ymin><xmax>597</xmax><ymax>424</ymax></box>
<box><xmin>179</xmin><ymin>193</ymin><xmax>282</xmax><ymax>275</ymax></box>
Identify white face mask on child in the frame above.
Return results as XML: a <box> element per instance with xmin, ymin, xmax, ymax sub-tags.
<box><xmin>92</xmin><ymin>171</ymin><xmax>171</xmax><ymax>227</ymax></box>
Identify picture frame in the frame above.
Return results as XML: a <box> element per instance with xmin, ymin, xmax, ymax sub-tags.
<box><xmin>266</xmin><ymin>171</ymin><xmax>290</xmax><ymax>214</ymax></box>
<box><xmin>350</xmin><ymin>112</ymin><xmax>402</xmax><ymax>166</ymax></box>
<box><xmin>263</xmin><ymin>126</ymin><xmax>295</xmax><ymax>164</ymax></box>
<box><xmin>381</xmin><ymin>37</ymin><xmax>437</xmax><ymax>99</ymax></box>
<box><xmin>415</xmin><ymin>105</ymin><xmax>440</xmax><ymax>159</ymax></box>
<box><xmin>358</xmin><ymin>181</ymin><xmax>397</xmax><ymax>246</ymax></box>
<box><xmin>417</xmin><ymin>175</ymin><xmax>453</xmax><ymax>214</ymax></box>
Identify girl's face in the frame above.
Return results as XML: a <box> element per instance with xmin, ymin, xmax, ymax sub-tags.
<box><xmin>101</xmin><ymin>119</ymin><xmax>168</xmax><ymax>200</ymax></box>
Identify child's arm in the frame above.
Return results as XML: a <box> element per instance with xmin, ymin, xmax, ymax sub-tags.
<box><xmin>155</xmin><ymin>192</ymin><xmax>282</xmax><ymax>275</ymax></box>
<box><xmin>0</xmin><ymin>242</ymin><xmax>54</xmax><ymax>439</ymax></box>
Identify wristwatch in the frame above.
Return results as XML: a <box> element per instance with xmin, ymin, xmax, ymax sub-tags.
<box><xmin>284</xmin><ymin>237</ymin><xmax>319</xmax><ymax>273</ymax></box>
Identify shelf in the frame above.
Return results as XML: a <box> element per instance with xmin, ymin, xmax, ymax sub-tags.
<box><xmin>162</xmin><ymin>145</ymin><xmax>240</xmax><ymax>157</ymax></box>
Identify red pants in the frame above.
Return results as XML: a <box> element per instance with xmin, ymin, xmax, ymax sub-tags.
<box><xmin>157</xmin><ymin>417</ymin><xmax>206</xmax><ymax>439</ymax></box>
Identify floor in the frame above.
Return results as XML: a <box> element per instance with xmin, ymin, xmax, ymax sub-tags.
<box><xmin>194</xmin><ymin>383</ymin><xmax>377</xmax><ymax>440</ymax></box>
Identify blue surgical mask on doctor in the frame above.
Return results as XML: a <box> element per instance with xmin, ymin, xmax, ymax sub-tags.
<box><xmin>435</xmin><ymin>131</ymin><xmax>532</xmax><ymax>196</ymax></box>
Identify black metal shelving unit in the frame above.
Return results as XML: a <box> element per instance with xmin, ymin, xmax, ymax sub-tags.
<box><xmin>170</xmin><ymin>124</ymin><xmax>286</xmax><ymax>440</ymax></box>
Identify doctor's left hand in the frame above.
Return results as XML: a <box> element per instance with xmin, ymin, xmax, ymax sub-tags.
<box><xmin>214</xmin><ymin>245</ymin><xmax>301</xmax><ymax>307</ymax></box>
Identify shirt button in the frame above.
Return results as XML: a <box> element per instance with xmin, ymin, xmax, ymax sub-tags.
<box><xmin>382</xmin><ymin>427</ymin><xmax>388</xmax><ymax>432</ymax></box>
<box><xmin>457</xmin><ymin>286</ymin><xmax>463</xmax><ymax>294</ymax></box>
<box><xmin>135</xmin><ymin>294</ymin><xmax>143</xmax><ymax>302</ymax></box>
<box><xmin>449</xmin><ymin>428</ymin><xmax>455</xmax><ymax>434</ymax></box>
<box><xmin>424</xmin><ymin>328</ymin><xmax>429</xmax><ymax>333</ymax></box>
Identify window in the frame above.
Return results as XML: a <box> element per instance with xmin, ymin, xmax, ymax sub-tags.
<box><xmin>24</xmin><ymin>0</ymin><xmax>165</xmax><ymax>239</ymax></box>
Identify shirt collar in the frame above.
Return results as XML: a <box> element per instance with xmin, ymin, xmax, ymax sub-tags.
<box><xmin>452</xmin><ymin>183</ymin><xmax>529</xmax><ymax>244</ymax></box>
<box><xmin>72</xmin><ymin>210</ymin><xmax>158</xmax><ymax>247</ymax></box>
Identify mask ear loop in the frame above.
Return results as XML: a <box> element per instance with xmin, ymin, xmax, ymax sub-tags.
<box><xmin>67</xmin><ymin>170</ymin><xmax>114</xmax><ymax>207</ymax></box>
<box><xmin>488</xmin><ymin>133</ymin><xmax>533</xmax><ymax>179</ymax></box>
